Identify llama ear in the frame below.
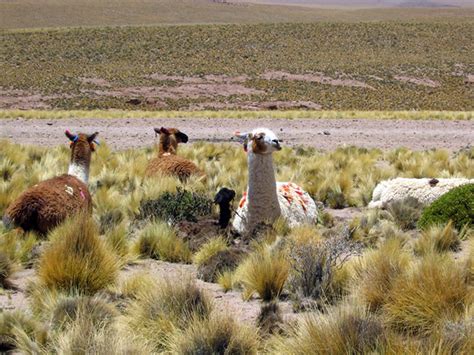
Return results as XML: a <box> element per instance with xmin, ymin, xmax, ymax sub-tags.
<box><xmin>176</xmin><ymin>131</ymin><xmax>189</xmax><ymax>143</ymax></box>
<box><xmin>160</xmin><ymin>127</ymin><xmax>170</xmax><ymax>135</ymax></box>
<box><xmin>65</xmin><ymin>130</ymin><xmax>77</xmax><ymax>142</ymax></box>
<box><xmin>233</xmin><ymin>131</ymin><xmax>252</xmax><ymax>142</ymax></box>
<box><xmin>87</xmin><ymin>132</ymin><xmax>99</xmax><ymax>143</ymax></box>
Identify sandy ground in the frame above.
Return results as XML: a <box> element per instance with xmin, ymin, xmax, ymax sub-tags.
<box><xmin>1</xmin><ymin>117</ymin><xmax>473</xmax><ymax>151</ymax></box>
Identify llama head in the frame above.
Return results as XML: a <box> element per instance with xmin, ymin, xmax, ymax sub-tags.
<box><xmin>214</xmin><ymin>187</ymin><xmax>236</xmax><ymax>206</ymax></box>
<box><xmin>234</xmin><ymin>128</ymin><xmax>281</xmax><ymax>155</ymax></box>
<box><xmin>154</xmin><ymin>127</ymin><xmax>189</xmax><ymax>155</ymax></box>
<box><xmin>65</xmin><ymin>130</ymin><xmax>99</xmax><ymax>161</ymax></box>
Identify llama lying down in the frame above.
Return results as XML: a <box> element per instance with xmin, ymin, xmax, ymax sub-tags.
<box><xmin>3</xmin><ymin>131</ymin><xmax>98</xmax><ymax>235</ymax></box>
<box><xmin>368</xmin><ymin>177</ymin><xmax>474</xmax><ymax>209</ymax></box>
<box><xmin>232</xmin><ymin>128</ymin><xmax>318</xmax><ymax>234</ymax></box>
<box><xmin>145</xmin><ymin>127</ymin><xmax>203</xmax><ymax>181</ymax></box>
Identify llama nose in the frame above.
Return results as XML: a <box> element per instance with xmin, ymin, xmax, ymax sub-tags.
<box><xmin>272</xmin><ymin>139</ymin><xmax>282</xmax><ymax>150</ymax></box>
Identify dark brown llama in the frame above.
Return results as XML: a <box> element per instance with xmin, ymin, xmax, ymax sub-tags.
<box><xmin>2</xmin><ymin>131</ymin><xmax>99</xmax><ymax>235</ymax></box>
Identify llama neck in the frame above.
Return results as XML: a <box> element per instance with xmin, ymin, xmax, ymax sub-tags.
<box><xmin>68</xmin><ymin>148</ymin><xmax>91</xmax><ymax>183</ymax></box>
<box><xmin>246</xmin><ymin>152</ymin><xmax>281</xmax><ymax>229</ymax></box>
<box><xmin>158</xmin><ymin>137</ymin><xmax>177</xmax><ymax>156</ymax></box>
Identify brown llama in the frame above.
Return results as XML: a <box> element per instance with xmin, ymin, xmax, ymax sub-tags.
<box><xmin>2</xmin><ymin>131</ymin><xmax>99</xmax><ymax>235</ymax></box>
<box><xmin>145</xmin><ymin>127</ymin><xmax>204</xmax><ymax>181</ymax></box>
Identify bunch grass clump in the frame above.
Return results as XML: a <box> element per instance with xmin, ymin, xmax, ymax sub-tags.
<box><xmin>384</xmin><ymin>253</ymin><xmax>470</xmax><ymax>336</ymax></box>
<box><xmin>352</xmin><ymin>238</ymin><xmax>411</xmax><ymax>311</ymax></box>
<box><xmin>133</xmin><ymin>221</ymin><xmax>191</xmax><ymax>263</ymax></box>
<box><xmin>169</xmin><ymin>313</ymin><xmax>260</xmax><ymax>355</ymax></box>
<box><xmin>386</xmin><ymin>197</ymin><xmax>424</xmax><ymax>231</ymax></box>
<box><xmin>37</xmin><ymin>214</ymin><xmax>119</xmax><ymax>295</ymax></box>
<box><xmin>120</xmin><ymin>278</ymin><xmax>212</xmax><ymax>352</ymax></box>
<box><xmin>0</xmin><ymin>311</ymin><xmax>48</xmax><ymax>353</ymax></box>
<box><xmin>271</xmin><ymin>304</ymin><xmax>386</xmax><ymax>354</ymax></box>
<box><xmin>193</xmin><ymin>236</ymin><xmax>229</xmax><ymax>266</ymax></box>
<box><xmin>0</xmin><ymin>251</ymin><xmax>14</xmax><ymax>288</ymax></box>
<box><xmin>414</xmin><ymin>221</ymin><xmax>461</xmax><ymax>255</ymax></box>
<box><xmin>234</xmin><ymin>245</ymin><xmax>289</xmax><ymax>301</ymax></box>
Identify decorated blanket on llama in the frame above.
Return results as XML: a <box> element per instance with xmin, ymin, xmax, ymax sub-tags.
<box><xmin>233</xmin><ymin>182</ymin><xmax>318</xmax><ymax>233</ymax></box>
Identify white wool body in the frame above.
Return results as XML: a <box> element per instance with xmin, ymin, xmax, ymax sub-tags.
<box><xmin>232</xmin><ymin>127</ymin><xmax>318</xmax><ymax>234</ymax></box>
<box><xmin>368</xmin><ymin>177</ymin><xmax>473</xmax><ymax>208</ymax></box>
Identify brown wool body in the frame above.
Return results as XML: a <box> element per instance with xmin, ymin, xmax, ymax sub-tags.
<box><xmin>145</xmin><ymin>127</ymin><xmax>204</xmax><ymax>181</ymax></box>
<box><xmin>3</xmin><ymin>132</ymin><xmax>97</xmax><ymax>235</ymax></box>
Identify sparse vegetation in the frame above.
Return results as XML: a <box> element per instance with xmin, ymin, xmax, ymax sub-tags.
<box><xmin>1</xmin><ymin>22</ymin><xmax>473</xmax><ymax>111</ymax></box>
<box><xmin>0</xmin><ymin>138</ymin><xmax>473</xmax><ymax>353</ymax></box>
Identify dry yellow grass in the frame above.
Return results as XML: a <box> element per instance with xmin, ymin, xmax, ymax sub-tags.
<box><xmin>37</xmin><ymin>214</ymin><xmax>119</xmax><ymax>294</ymax></box>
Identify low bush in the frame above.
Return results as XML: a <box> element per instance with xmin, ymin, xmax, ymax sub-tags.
<box><xmin>139</xmin><ymin>188</ymin><xmax>213</xmax><ymax>223</ymax></box>
<box><xmin>418</xmin><ymin>184</ymin><xmax>474</xmax><ymax>231</ymax></box>
<box><xmin>37</xmin><ymin>214</ymin><xmax>119</xmax><ymax>295</ymax></box>
<box><xmin>287</xmin><ymin>234</ymin><xmax>357</xmax><ymax>310</ymax></box>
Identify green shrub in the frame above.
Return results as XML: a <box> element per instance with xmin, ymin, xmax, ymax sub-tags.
<box><xmin>418</xmin><ymin>184</ymin><xmax>474</xmax><ymax>231</ymax></box>
<box><xmin>139</xmin><ymin>188</ymin><xmax>213</xmax><ymax>223</ymax></box>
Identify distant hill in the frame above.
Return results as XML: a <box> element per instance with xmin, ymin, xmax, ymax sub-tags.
<box><xmin>237</xmin><ymin>0</ymin><xmax>474</xmax><ymax>7</ymax></box>
<box><xmin>1</xmin><ymin>0</ymin><xmax>473</xmax><ymax>29</ymax></box>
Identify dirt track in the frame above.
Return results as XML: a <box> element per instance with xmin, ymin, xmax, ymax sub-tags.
<box><xmin>1</xmin><ymin>117</ymin><xmax>473</xmax><ymax>150</ymax></box>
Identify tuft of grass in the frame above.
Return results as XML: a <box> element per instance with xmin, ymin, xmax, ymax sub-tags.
<box><xmin>103</xmin><ymin>221</ymin><xmax>130</xmax><ymax>264</ymax></box>
<box><xmin>50</xmin><ymin>294</ymin><xmax>118</xmax><ymax>331</ymax></box>
<box><xmin>37</xmin><ymin>214</ymin><xmax>119</xmax><ymax>295</ymax></box>
<box><xmin>193</xmin><ymin>237</ymin><xmax>229</xmax><ymax>266</ymax></box>
<box><xmin>352</xmin><ymin>238</ymin><xmax>411</xmax><ymax>312</ymax></box>
<box><xmin>133</xmin><ymin>221</ymin><xmax>191</xmax><ymax>263</ymax></box>
<box><xmin>257</xmin><ymin>302</ymin><xmax>284</xmax><ymax>336</ymax></box>
<box><xmin>386</xmin><ymin>197</ymin><xmax>424</xmax><ymax>231</ymax></box>
<box><xmin>271</xmin><ymin>304</ymin><xmax>386</xmax><ymax>354</ymax></box>
<box><xmin>0</xmin><ymin>311</ymin><xmax>48</xmax><ymax>353</ymax></box>
<box><xmin>120</xmin><ymin>277</ymin><xmax>212</xmax><ymax>352</ymax></box>
<box><xmin>114</xmin><ymin>272</ymin><xmax>157</xmax><ymax>301</ymax></box>
<box><xmin>0</xmin><ymin>251</ymin><xmax>14</xmax><ymax>288</ymax></box>
<box><xmin>217</xmin><ymin>270</ymin><xmax>234</xmax><ymax>293</ymax></box>
<box><xmin>169</xmin><ymin>313</ymin><xmax>260</xmax><ymax>355</ymax></box>
<box><xmin>414</xmin><ymin>221</ymin><xmax>461</xmax><ymax>256</ymax></box>
<box><xmin>384</xmin><ymin>253</ymin><xmax>470</xmax><ymax>336</ymax></box>
<box><xmin>234</xmin><ymin>245</ymin><xmax>289</xmax><ymax>301</ymax></box>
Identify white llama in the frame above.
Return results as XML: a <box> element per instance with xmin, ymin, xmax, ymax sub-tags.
<box><xmin>232</xmin><ymin>128</ymin><xmax>318</xmax><ymax>234</ymax></box>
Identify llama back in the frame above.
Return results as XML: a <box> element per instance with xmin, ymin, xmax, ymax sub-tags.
<box><xmin>146</xmin><ymin>155</ymin><xmax>203</xmax><ymax>181</ymax></box>
<box><xmin>233</xmin><ymin>182</ymin><xmax>317</xmax><ymax>233</ymax></box>
<box><xmin>4</xmin><ymin>174</ymin><xmax>92</xmax><ymax>234</ymax></box>
<box><xmin>369</xmin><ymin>177</ymin><xmax>474</xmax><ymax>208</ymax></box>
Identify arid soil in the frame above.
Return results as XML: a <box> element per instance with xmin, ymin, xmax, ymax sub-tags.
<box><xmin>1</xmin><ymin>117</ymin><xmax>473</xmax><ymax>151</ymax></box>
